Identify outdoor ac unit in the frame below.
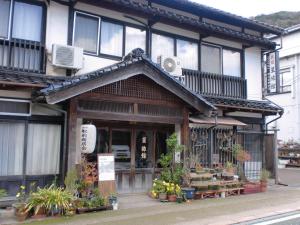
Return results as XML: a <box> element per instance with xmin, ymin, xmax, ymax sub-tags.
<box><xmin>52</xmin><ymin>44</ymin><xmax>83</xmax><ymax>69</ymax></box>
<box><xmin>157</xmin><ymin>55</ymin><xmax>183</xmax><ymax>77</ymax></box>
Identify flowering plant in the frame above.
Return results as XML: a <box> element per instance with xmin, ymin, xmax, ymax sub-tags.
<box><xmin>151</xmin><ymin>179</ymin><xmax>182</xmax><ymax>197</ymax></box>
<box><xmin>16</xmin><ymin>185</ymin><xmax>26</xmax><ymax>203</ymax></box>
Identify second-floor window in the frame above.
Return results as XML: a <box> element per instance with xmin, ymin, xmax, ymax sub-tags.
<box><xmin>0</xmin><ymin>0</ymin><xmax>43</xmax><ymax>42</ymax></box>
<box><xmin>73</xmin><ymin>11</ymin><xmax>146</xmax><ymax>58</ymax></box>
<box><xmin>151</xmin><ymin>33</ymin><xmax>198</xmax><ymax>70</ymax></box>
<box><xmin>279</xmin><ymin>68</ymin><xmax>292</xmax><ymax>93</ymax></box>
<box><xmin>201</xmin><ymin>43</ymin><xmax>241</xmax><ymax>77</ymax></box>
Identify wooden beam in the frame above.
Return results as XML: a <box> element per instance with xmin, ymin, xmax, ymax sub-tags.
<box><xmin>77</xmin><ymin>109</ymin><xmax>183</xmax><ymax>124</ymax></box>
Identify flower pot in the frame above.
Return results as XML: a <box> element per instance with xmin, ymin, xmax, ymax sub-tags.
<box><xmin>181</xmin><ymin>188</ymin><xmax>195</xmax><ymax>199</ymax></box>
<box><xmin>167</xmin><ymin>194</ymin><xmax>177</xmax><ymax>202</ymax></box>
<box><xmin>15</xmin><ymin>210</ymin><xmax>28</xmax><ymax>222</ymax></box>
<box><xmin>176</xmin><ymin>197</ymin><xmax>183</xmax><ymax>203</ymax></box>
<box><xmin>260</xmin><ymin>181</ymin><xmax>267</xmax><ymax>192</ymax></box>
<box><xmin>159</xmin><ymin>193</ymin><xmax>167</xmax><ymax>201</ymax></box>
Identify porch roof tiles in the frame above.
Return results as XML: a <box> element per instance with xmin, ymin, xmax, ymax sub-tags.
<box><xmin>0</xmin><ymin>69</ymin><xmax>68</xmax><ymax>88</ymax></box>
<box><xmin>39</xmin><ymin>49</ymin><xmax>217</xmax><ymax>114</ymax></box>
<box><xmin>203</xmin><ymin>95</ymin><xmax>283</xmax><ymax>115</ymax></box>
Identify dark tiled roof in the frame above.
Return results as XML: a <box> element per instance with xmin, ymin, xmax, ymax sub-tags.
<box><xmin>0</xmin><ymin>69</ymin><xmax>68</xmax><ymax>87</ymax></box>
<box><xmin>152</xmin><ymin>0</ymin><xmax>284</xmax><ymax>35</ymax></box>
<box><xmin>204</xmin><ymin>95</ymin><xmax>283</xmax><ymax>114</ymax></box>
<box><xmin>106</xmin><ymin>0</ymin><xmax>279</xmax><ymax>49</ymax></box>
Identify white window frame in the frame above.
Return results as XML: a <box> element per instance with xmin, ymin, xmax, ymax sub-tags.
<box><xmin>0</xmin><ymin>0</ymin><xmax>14</xmax><ymax>40</ymax></box>
<box><xmin>201</xmin><ymin>43</ymin><xmax>223</xmax><ymax>74</ymax></box>
<box><xmin>0</xmin><ymin>98</ymin><xmax>31</xmax><ymax>116</ymax></box>
<box><xmin>72</xmin><ymin>11</ymin><xmax>101</xmax><ymax>56</ymax></box>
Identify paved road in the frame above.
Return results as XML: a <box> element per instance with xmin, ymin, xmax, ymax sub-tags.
<box><xmin>278</xmin><ymin>168</ymin><xmax>300</xmax><ymax>187</ymax></box>
<box><xmin>235</xmin><ymin>211</ymin><xmax>300</xmax><ymax>225</ymax></box>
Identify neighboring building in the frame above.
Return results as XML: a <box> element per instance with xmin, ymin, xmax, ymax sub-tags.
<box><xmin>266</xmin><ymin>25</ymin><xmax>300</xmax><ymax>143</ymax></box>
<box><xmin>0</xmin><ymin>0</ymin><xmax>284</xmax><ymax>196</ymax></box>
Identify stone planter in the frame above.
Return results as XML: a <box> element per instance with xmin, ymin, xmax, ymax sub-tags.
<box><xmin>243</xmin><ymin>182</ymin><xmax>261</xmax><ymax>194</ymax></box>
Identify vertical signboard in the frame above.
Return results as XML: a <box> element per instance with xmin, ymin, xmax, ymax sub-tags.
<box><xmin>97</xmin><ymin>154</ymin><xmax>116</xmax><ymax>197</ymax></box>
<box><xmin>266</xmin><ymin>51</ymin><xmax>279</xmax><ymax>94</ymax></box>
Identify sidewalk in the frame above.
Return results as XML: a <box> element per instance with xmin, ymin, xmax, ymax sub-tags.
<box><xmin>2</xmin><ymin>185</ymin><xmax>300</xmax><ymax>225</ymax></box>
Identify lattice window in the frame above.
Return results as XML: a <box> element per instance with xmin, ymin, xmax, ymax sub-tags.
<box><xmin>138</xmin><ymin>104</ymin><xmax>182</xmax><ymax>117</ymax></box>
<box><xmin>92</xmin><ymin>75</ymin><xmax>179</xmax><ymax>103</ymax></box>
<box><xmin>190</xmin><ymin>128</ymin><xmax>209</xmax><ymax>167</ymax></box>
<box><xmin>78</xmin><ymin>100</ymin><xmax>133</xmax><ymax>114</ymax></box>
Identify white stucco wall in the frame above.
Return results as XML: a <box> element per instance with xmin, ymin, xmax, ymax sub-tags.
<box><xmin>267</xmin><ymin>31</ymin><xmax>300</xmax><ymax>142</ymax></box>
<box><xmin>245</xmin><ymin>47</ymin><xmax>263</xmax><ymax>100</ymax></box>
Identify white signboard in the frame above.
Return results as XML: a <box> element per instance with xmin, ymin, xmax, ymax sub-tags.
<box><xmin>98</xmin><ymin>154</ymin><xmax>115</xmax><ymax>181</ymax></box>
<box><xmin>266</xmin><ymin>51</ymin><xmax>278</xmax><ymax>93</ymax></box>
<box><xmin>81</xmin><ymin>124</ymin><xmax>96</xmax><ymax>154</ymax></box>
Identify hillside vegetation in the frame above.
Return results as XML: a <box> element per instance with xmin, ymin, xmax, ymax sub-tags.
<box><xmin>253</xmin><ymin>11</ymin><xmax>300</xmax><ymax>28</ymax></box>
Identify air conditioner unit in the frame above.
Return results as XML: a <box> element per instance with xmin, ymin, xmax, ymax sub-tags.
<box><xmin>157</xmin><ymin>55</ymin><xmax>183</xmax><ymax>77</ymax></box>
<box><xmin>52</xmin><ymin>44</ymin><xmax>83</xmax><ymax>69</ymax></box>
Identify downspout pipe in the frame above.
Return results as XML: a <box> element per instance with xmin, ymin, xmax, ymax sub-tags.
<box><xmin>37</xmin><ymin>103</ymin><xmax>68</xmax><ymax>184</ymax></box>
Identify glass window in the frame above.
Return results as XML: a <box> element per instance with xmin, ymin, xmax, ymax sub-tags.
<box><xmin>151</xmin><ymin>33</ymin><xmax>174</xmax><ymax>63</ymax></box>
<box><xmin>201</xmin><ymin>44</ymin><xmax>221</xmax><ymax>74</ymax></box>
<box><xmin>0</xmin><ymin>122</ymin><xmax>25</xmax><ymax>176</ymax></box>
<box><xmin>12</xmin><ymin>2</ymin><xmax>43</xmax><ymax>42</ymax></box>
<box><xmin>0</xmin><ymin>0</ymin><xmax>11</xmax><ymax>39</ymax></box>
<box><xmin>74</xmin><ymin>13</ymin><xmax>100</xmax><ymax>54</ymax></box>
<box><xmin>125</xmin><ymin>26</ymin><xmax>146</xmax><ymax>55</ymax></box>
<box><xmin>177</xmin><ymin>39</ymin><xmax>198</xmax><ymax>70</ymax></box>
<box><xmin>223</xmin><ymin>49</ymin><xmax>241</xmax><ymax>77</ymax></box>
<box><xmin>26</xmin><ymin>124</ymin><xmax>61</xmax><ymax>175</ymax></box>
<box><xmin>112</xmin><ymin>130</ymin><xmax>131</xmax><ymax>170</ymax></box>
<box><xmin>100</xmin><ymin>21</ymin><xmax>123</xmax><ymax>57</ymax></box>
<box><xmin>279</xmin><ymin>68</ymin><xmax>292</xmax><ymax>93</ymax></box>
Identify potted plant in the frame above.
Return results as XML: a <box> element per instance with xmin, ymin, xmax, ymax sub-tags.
<box><xmin>151</xmin><ymin>179</ymin><xmax>167</xmax><ymax>201</ymax></box>
<box><xmin>13</xmin><ymin>185</ymin><xmax>28</xmax><ymax>222</ymax></box>
<box><xmin>166</xmin><ymin>182</ymin><xmax>177</xmax><ymax>202</ymax></box>
<box><xmin>260</xmin><ymin>169</ymin><xmax>270</xmax><ymax>192</ymax></box>
<box><xmin>25</xmin><ymin>184</ymin><xmax>73</xmax><ymax>217</ymax></box>
<box><xmin>175</xmin><ymin>186</ymin><xmax>183</xmax><ymax>203</ymax></box>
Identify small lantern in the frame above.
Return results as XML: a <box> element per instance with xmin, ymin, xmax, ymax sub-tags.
<box><xmin>81</xmin><ymin>124</ymin><xmax>96</xmax><ymax>154</ymax></box>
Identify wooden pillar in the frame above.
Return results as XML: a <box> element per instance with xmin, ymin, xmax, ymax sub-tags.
<box><xmin>67</xmin><ymin>98</ymin><xmax>78</xmax><ymax>170</ymax></box>
<box><xmin>181</xmin><ymin>107</ymin><xmax>190</xmax><ymax>166</ymax></box>
<box><xmin>181</xmin><ymin>107</ymin><xmax>189</xmax><ymax>147</ymax></box>
<box><xmin>130</xmin><ymin>128</ymin><xmax>136</xmax><ymax>191</ymax></box>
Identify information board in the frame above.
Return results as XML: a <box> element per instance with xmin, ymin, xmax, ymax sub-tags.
<box><xmin>98</xmin><ymin>154</ymin><xmax>115</xmax><ymax>181</ymax></box>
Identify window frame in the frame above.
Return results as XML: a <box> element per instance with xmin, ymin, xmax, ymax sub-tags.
<box><xmin>151</xmin><ymin>29</ymin><xmax>200</xmax><ymax>70</ymax></box>
<box><xmin>0</xmin><ymin>0</ymin><xmax>13</xmax><ymax>40</ymax></box>
<box><xmin>278</xmin><ymin>67</ymin><xmax>292</xmax><ymax>94</ymax></box>
<box><xmin>0</xmin><ymin>0</ymin><xmax>46</xmax><ymax>43</ymax></box>
<box><xmin>72</xmin><ymin>10</ymin><xmax>147</xmax><ymax>60</ymax></box>
<box><xmin>201</xmin><ymin>42</ymin><xmax>243</xmax><ymax>77</ymax></box>
<box><xmin>72</xmin><ymin>11</ymin><xmax>101</xmax><ymax>56</ymax></box>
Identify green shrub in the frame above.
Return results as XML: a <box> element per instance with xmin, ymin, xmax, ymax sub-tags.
<box><xmin>64</xmin><ymin>167</ymin><xmax>79</xmax><ymax>195</ymax></box>
<box><xmin>26</xmin><ymin>185</ymin><xmax>73</xmax><ymax>216</ymax></box>
<box><xmin>0</xmin><ymin>189</ymin><xmax>7</xmax><ymax>198</ymax></box>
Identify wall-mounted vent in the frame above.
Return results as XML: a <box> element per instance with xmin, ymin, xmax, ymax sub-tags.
<box><xmin>0</xmin><ymin>98</ymin><xmax>31</xmax><ymax>116</ymax></box>
<box><xmin>52</xmin><ymin>44</ymin><xmax>83</xmax><ymax>69</ymax></box>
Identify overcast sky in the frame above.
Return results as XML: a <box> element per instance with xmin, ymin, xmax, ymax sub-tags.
<box><xmin>192</xmin><ymin>0</ymin><xmax>300</xmax><ymax>17</ymax></box>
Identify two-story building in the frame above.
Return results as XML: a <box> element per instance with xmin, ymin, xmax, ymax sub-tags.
<box><xmin>266</xmin><ymin>24</ymin><xmax>300</xmax><ymax>143</ymax></box>
<box><xmin>0</xmin><ymin>0</ymin><xmax>284</xmax><ymax>196</ymax></box>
